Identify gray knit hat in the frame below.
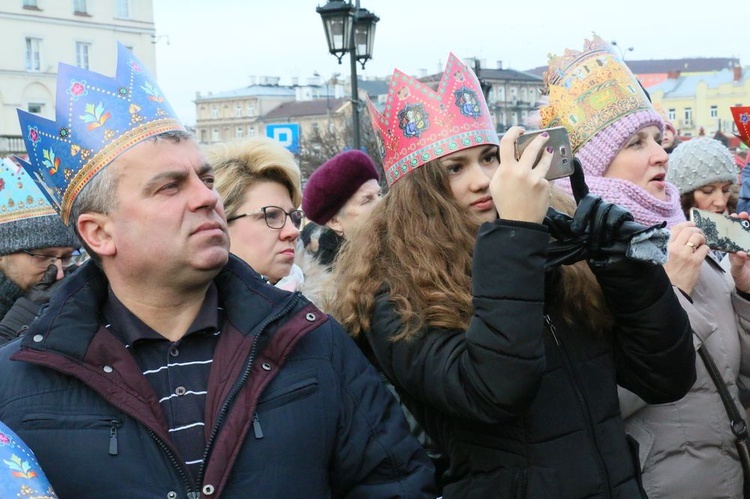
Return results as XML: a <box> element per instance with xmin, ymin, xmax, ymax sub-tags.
<box><xmin>667</xmin><ymin>137</ymin><xmax>737</xmax><ymax>194</ymax></box>
<box><xmin>0</xmin><ymin>157</ymin><xmax>79</xmax><ymax>256</ymax></box>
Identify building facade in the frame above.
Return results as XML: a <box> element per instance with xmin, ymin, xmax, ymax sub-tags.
<box><xmin>650</xmin><ymin>66</ymin><xmax>750</xmax><ymax>138</ymax></box>
<box><xmin>0</xmin><ymin>0</ymin><xmax>156</xmax><ymax>156</ymax></box>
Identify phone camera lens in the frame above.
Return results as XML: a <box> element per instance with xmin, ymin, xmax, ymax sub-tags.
<box><xmin>742</xmin><ymin>220</ymin><xmax>750</xmax><ymax>229</ymax></box>
<box><xmin>560</xmin><ymin>146</ymin><xmax>567</xmax><ymax>156</ymax></box>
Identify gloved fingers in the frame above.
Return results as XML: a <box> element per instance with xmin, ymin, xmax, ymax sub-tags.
<box><xmin>38</xmin><ymin>264</ymin><xmax>58</xmax><ymax>287</ymax></box>
<box><xmin>569</xmin><ymin>158</ymin><xmax>589</xmax><ymax>204</ymax></box>
<box><xmin>544</xmin><ymin>207</ymin><xmax>575</xmax><ymax>239</ymax></box>
<box><xmin>570</xmin><ymin>194</ymin><xmax>601</xmax><ymax>235</ymax></box>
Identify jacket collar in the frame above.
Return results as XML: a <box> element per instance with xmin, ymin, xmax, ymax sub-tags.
<box><xmin>21</xmin><ymin>254</ymin><xmax>300</xmax><ymax>360</ymax></box>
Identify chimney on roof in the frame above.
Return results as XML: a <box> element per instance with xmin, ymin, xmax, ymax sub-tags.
<box><xmin>418</xmin><ymin>68</ymin><xmax>427</xmax><ymax>78</ymax></box>
<box><xmin>667</xmin><ymin>70</ymin><xmax>681</xmax><ymax>79</ymax></box>
<box><xmin>497</xmin><ymin>60</ymin><xmax>503</xmax><ymax>70</ymax></box>
<box><xmin>735</xmin><ymin>66</ymin><xmax>743</xmax><ymax>82</ymax></box>
<box><xmin>248</xmin><ymin>75</ymin><xmax>257</xmax><ymax>86</ymax></box>
<box><xmin>291</xmin><ymin>77</ymin><xmax>299</xmax><ymax>86</ymax></box>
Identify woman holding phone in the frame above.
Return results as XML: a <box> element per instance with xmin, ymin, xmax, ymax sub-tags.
<box><xmin>330</xmin><ymin>53</ymin><xmax>695</xmax><ymax>498</ymax></box>
<box><xmin>546</xmin><ymin>35</ymin><xmax>750</xmax><ymax>498</ymax></box>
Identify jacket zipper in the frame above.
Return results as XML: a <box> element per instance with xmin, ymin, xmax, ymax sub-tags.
<box><xmin>108</xmin><ymin>419</ymin><xmax>122</xmax><ymax>456</ymax></box>
<box><xmin>196</xmin><ymin>293</ymin><xmax>302</xmax><ymax>490</ymax></box>
<box><xmin>252</xmin><ymin>412</ymin><xmax>264</xmax><ymax>439</ymax></box>
<box><xmin>147</xmin><ymin>428</ymin><xmax>198</xmax><ymax>498</ymax></box>
<box><xmin>545</xmin><ymin>314</ymin><xmax>612</xmax><ymax>498</ymax></box>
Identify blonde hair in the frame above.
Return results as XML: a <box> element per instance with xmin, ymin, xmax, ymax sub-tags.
<box><xmin>205</xmin><ymin>137</ymin><xmax>302</xmax><ymax>219</ymax></box>
<box><xmin>330</xmin><ymin>162</ymin><xmax>612</xmax><ymax>341</ymax></box>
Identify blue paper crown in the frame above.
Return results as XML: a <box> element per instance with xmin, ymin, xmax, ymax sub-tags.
<box><xmin>16</xmin><ymin>43</ymin><xmax>185</xmax><ymax>225</ymax></box>
<box><xmin>0</xmin><ymin>156</ymin><xmax>58</xmax><ymax>224</ymax></box>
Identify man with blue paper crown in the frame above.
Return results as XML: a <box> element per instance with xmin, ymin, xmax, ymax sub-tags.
<box><xmin>0</xmin><ymin>157</ymin><xmax>79</xmax><ymax>344</ymax></box>
<box><xmin>0</xmin><ymin>44</ymin><xmax>435</xmax><ymax>498</ymax></box>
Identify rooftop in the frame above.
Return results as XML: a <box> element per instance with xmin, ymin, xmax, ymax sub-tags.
<box><xmin>264</xmin><ymin>98</ymin><xmax>349</xmax><ymax>120</ymax></box>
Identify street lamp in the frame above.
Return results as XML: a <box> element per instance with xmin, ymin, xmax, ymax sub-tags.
<box><xmin>317</xmin><ymin>0</ymin><xmax>379</xmax><ymax>150</ymax></box>
<box><xmin>611</xmin><ymin>40</ymin><xmax>634</xmax><ymax>60</ymax></box>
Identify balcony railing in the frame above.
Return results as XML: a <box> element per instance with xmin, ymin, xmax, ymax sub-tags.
<box><xmin>0</xmin><ymin>135</ymin><xmax>26</xmax><ymax>156</ymax></box>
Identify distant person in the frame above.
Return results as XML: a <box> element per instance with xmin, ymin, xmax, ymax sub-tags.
<box><xmin>654</xmin><ymin>103</ymin><xmax>679</xmax><ymax>153</ymax></box>
<box><xmin>302</xmin><ymin>150</ymin><xmax>381</xmax><ymax>268</ymax></box>
<box><xmin>207</xmin><ymin>137</ymin><xmax>305</xmax><ymax>291</ymax></box>
<box><xmin>0</xmin><ymin>43</ymin><xmax>435</xmax><ymax>498</ymax></box>
<box><xmin>0</xmin><ymin>157</ymin><xmax>79</xmax><ymax>344</ymax></box>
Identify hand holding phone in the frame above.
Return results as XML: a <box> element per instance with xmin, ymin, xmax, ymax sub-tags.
<box><xmin>690</xmin><ymin>208</ymin><xmax>750</xmax><ymax>253</ymax></box>
<box><xmin>515</xmin><ymin>126</ymin><xmax>574</xmax><ymax>181</ymax></box>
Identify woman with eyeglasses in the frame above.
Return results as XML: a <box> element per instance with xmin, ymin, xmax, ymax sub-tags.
<box><xmin>0</xmin><ymin>158</ymin><xmax>79</xmax><ymax>345</ymax></box>
<box><xmin>207</xmin><ymin>137</ymin><xmax>306</xmax><ymax>291</ymax></box>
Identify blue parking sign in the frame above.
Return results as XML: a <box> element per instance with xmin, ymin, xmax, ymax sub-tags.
<box><xmin>266</xmin><ymin>123</ymin><xmax>300</xmax><ymax>154</ymax></box>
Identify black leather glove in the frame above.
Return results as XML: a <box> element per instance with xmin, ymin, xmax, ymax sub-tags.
<box><xmin>544</xmin><ymin>160</ymin><xmax>667</xmax><ymax>269</ymax></box>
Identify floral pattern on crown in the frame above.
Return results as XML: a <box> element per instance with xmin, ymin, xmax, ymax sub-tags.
<box><xmin>731</xmin><ymin>106</ymin><xmax>750</xmax><ymax>147</ymax></box>
<box><xmin>539</xmin><ymin>34</ymin><xmax>654</xmax><ymax>153</ymax></box>
<box><xmin>16</xmin><ymin>43</ymin><xmax>185</xmax><ymax>225</ymax></box>
<box><xmin>0</xmin><ymin>157</ymin><xmax>57</xmax><ymax>226</ymax></box>
<box><xmin>367</xmin><ymin>53</ymin><xmax>499</xmax><ymax>187</ymax></box>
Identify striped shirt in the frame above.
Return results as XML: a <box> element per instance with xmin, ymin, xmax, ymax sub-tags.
<box><xmin>103</xmin><ymin>283</ymin><xmax>222</xmax><ymax>486</ymax></box>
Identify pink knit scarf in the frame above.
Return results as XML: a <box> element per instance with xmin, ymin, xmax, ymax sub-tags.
<box><xmin>557</xmin><ymin>176</ymin><xmax>686</xmax><ymax>228</ymax></box>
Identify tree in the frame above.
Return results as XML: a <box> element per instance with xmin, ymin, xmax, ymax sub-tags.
<box><xmin>297</xmin><ymin>103</ymin><xmax>386</xmax><ymax>190</ymax></box>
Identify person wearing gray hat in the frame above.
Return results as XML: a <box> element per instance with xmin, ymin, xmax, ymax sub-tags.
<box><xmin>0</xmin><ymin>158</ymin><xmax>79</xmax><ymax>344</ymax></box>
<box><xmin>666</xmin><ymin>137</ymin><xmax>738</xmax><ymax>218</ymax></box>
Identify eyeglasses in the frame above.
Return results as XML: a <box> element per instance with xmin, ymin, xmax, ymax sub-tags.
<box><xmin>227</xmin><ymin>206</ymin><xmax>305</xmax><ymax>229</ymax></box>
<box><xmin>21</xmin><ymin>249</ymin><xmax>78</xmax><ymax>269</ymax></box>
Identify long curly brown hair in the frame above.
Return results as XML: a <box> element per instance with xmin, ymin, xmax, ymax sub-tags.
<box><xmin>330</xmin><ymin>160</ymin><xmax>612</xmax><ymax>341</ymax></box>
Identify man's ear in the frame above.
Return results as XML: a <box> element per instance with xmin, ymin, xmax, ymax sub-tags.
<box><xmin>326</xmin><ymin>216</ymin><xmax>344</xmax><ymax>237</ymax></box>
<box><xmin>77</xmin><ymin>213</ymin><xmax>116</xmax><ymax>257</ymax></box>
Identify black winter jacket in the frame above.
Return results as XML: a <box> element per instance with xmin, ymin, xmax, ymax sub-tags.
<box><xmin>366</xmin><ymin>220</ymin><xmax>696</xmax><ymax>498</ymax></box>
<box><xmin>0</xmin><ymin>256</ymin><xmax>436</xmax><ymax>499</ymax></box>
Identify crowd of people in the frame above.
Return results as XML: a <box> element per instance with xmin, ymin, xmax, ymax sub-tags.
<box><xmin>0</xmin><ymin>34</ymin><xmax>748</xmax><ymax>498</ymax></box>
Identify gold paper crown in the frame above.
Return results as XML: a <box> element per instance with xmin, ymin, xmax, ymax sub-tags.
<box><xmin>539</xmin><ymin>34</ymin><xmax>654</xmax><ymax>152</ymax></box>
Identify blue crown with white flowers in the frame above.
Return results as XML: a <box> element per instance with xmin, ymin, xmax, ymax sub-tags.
<box><xmin>16</xmin><ymin>43</ymin><xmax>185</xmax><ymax>225</ymax></box>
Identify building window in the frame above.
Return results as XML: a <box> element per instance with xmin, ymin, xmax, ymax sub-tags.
<box><xmin>247</xmin><ymin>105</ymin><xmax>254</xmax><ymax>117</ymax></box>
<box><xmin>210</xmin><ymin>106</ymin><xmax>218</xmax><ymax>119</ymax></box>
<box><xmin>235</xmin><ymin>104</ymin><xmax>242</xmax><ymax>117</ymax></box>
<box><xmin>710</xmin><ymin>105</ymin><xmax>718</xmax><ymax>118</ymax></box>
<box><xmin>248</xmin><ymin>127</ymin><xmax>256</xmax><ymax>138</ymax></box>
<box><xmin>75</xmin><ymin>42</ymin><xmax>90</xmax><ymax>69</ymax></box>
<box><xmin>684</xmin><ymin>107</ymin><xmax>693</xmax><ymax>126</ymax></box>
<box><xmin>73</xmin><ymin>0</ymin><xmax>88</xmax><ymax>14</ymax></box>
<box><xmin>23</xmin><ymin>0</ymin><xmax>39</xmax><ymax>8</ymax></box>
<box><xmin>115</xmin><ymin>0</ymin><xmax>130</xmax><ymax>18</ymax></box>
<box><xmin>497</xmin><ymin>87</ymin><xmax>505</xmax><ymax>101</ymax></box>
<box><xmin>27</xmin><ymin>103</ymin><xmax>43</xmax><ymax>114</ymax></box>
<box><xmin>25</xmin><ymin>37</ymin><xmax>41</xmax><ymax>71</ymax></box>
<box><xmin>212</xmin><ymin>128</ymin><xmax>219</xmax><ymax>141</ymax></box>
<box><xmin>236</xmin><ymin>126</ymin><xmax>244</xmax><ymax>139</ymax></box>
<box><xmin>668</xmin><ymin>108</ymin><xmax>676</xmax><ymax>122</ymax></box>
<box><xmin>200</xmin><ymin>129</ymin><xmax>207</xmax><ymax>143</ymax></box>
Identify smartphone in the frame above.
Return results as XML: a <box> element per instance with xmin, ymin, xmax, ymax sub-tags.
<box><xmin>515</xmin><ymin>126</ymin><xmax>574</xmax><ymax>181</ymax></box>
<box><xmin>690</xmin><ymin>208</ymin><xmax>750</xmax><ymax>253</ymax></box>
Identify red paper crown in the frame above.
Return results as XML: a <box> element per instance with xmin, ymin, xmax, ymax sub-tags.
<box><xmin>367</xmin><ymin>54</ymin><xmax>499</xmax><ymax>186</ymax></box>
<box><xmin>732</xmin><ymin>106</ymin><xmax>750</xmax><ymax>147</ymax></box>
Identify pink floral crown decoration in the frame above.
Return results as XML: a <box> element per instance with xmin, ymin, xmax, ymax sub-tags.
<box><xmin>539</xmin><ymin>34</ymin><xmax>655</xmax><ymax>153</ymax></box>
<box><xmin>732</xmin><ymin>106</ymin><xmax>750</xmax><ymax>147</ymax></box>
<box><xmin>16</xmin><ymin>43</ymin><xmax>185</xmax><ymax>225</ymax></box>
<box><xmin>367</xmin><ymin>53</ymin><xmax>499</xmax><ymax>186</ymax></box>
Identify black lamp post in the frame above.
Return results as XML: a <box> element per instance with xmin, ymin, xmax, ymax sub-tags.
<box><xmin>316</xmin><ymin>0</ymin><xmax>379</xmax><ymax>150</ymax></box>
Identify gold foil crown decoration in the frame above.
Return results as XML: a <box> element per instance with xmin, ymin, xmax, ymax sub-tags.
<box><xmin>539</xmin><ymin>34</ymin><xmax>655</xmax><ymax>152</ymax></box>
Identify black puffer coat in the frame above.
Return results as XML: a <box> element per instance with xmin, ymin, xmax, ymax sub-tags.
<box><xmin>366</xmin><ymin>220</ymin><xmax>696</xmax><ymax>498</ymax></box>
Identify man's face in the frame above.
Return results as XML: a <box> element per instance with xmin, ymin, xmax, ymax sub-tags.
<box><xmin>0</xmin><ymin>247</ymin><xmax>75</xmax><ymax>292</ymax></box>
<box><xmin>100</xmin><ymin>139</ymin><xmax>229</xmax><ymax>287</ymax></box>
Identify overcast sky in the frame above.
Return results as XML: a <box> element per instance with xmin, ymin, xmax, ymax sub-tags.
<box><xmin>152</xmin><ymin>0</ymin><xmax>750</xmax><ymax>126</ymax></box>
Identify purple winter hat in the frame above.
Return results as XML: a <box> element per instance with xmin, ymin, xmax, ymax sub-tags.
<box><xmin>303</xmin><ymin>150</ymin><xmax>380</xmax><ymax>225</ymax></box>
